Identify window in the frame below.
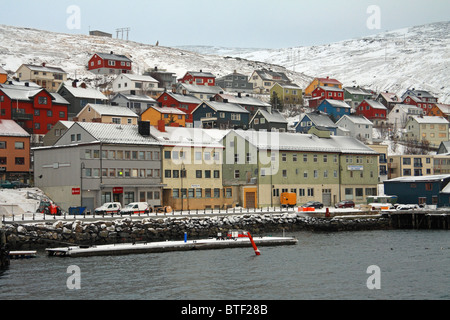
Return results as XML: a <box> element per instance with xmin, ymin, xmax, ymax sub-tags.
<box><xmin>282</xmin><ymin>170</ymin><xmax>287</xmax><ymax>177</ymax></box>
<box><xmin>205</xmin><ymin>188</ymin><xmax>211</xmax><ymax>198</ymax></box>
<box><xmin>214</xmin><ymin>170</ymin><xmax>220</xmax><ymax>178</ymax></box>
<box><xmin>38</xmin><ymin>97</ymin><xmax>47</xmax><ymax>104</ymax></box>
<box><xmin>425</xmin><ymin>183</ymin><xmax>433</xmax><ymax>191</ymax></box>
<box><xmin>188</xmin><ymin>188</ymin><xmax>195</xmax><ymax>198</ymax></box>
<box><xmin>196</xmin><ymin>170</ymin><xmax>202</xmax><ymax>178</ymax></box>
<box><xmin>196</xmin><ymin>189</ymin><xmax>202</xmax><ymax>198</ymax></box>
<box><xmin>15</xmin><ymin>142</ymin><xmax>24</xmax><ymax>149</ymax></box>
<box><xmin>205</xmin><ymin>170</ymin><xmax>211</xmax><ymax>178</ymax></box>
<box><xmin>234</xmin><ymin>170</ymin><xmax>240</xmax><ymax>179</ymax></box>
<box><xmin>214</xmin><ymin>188</ymin><xmax>220</xmax><ymax>198</ymax></box>
<box><xmin>307</xmin><ymin>188</ymin><xmax>314</xmax><ymax>197</ymax></box>
<box><xmin>59</xmin><ymin>111</ymin><xmax>65</xmax><ymax>118</ymax></box>
<box><xmin>165</xmin><ymin>170</ymin><xmax>171</xmax><ymax>178</ymax></box>
<box><xmin>225</xmin><ymin>188</ymin><xmax>232</xmax><ymax>198</ymax></box>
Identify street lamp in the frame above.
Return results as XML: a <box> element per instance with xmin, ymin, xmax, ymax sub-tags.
<box><xmin>80</xmin><ymin>162</ymin><xmax>85</xmax><ymax>207</ymax></box>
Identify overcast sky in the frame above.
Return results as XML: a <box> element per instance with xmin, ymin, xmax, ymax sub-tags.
<box><xmin>1</xmin><ymin>0</ymin><xmax>449</xmax><ymax>48</ymax></box>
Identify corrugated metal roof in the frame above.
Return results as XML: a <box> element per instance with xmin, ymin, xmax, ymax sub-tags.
<box><xmin>0</xmin><ymin>119</ymin><xmax>30</xmax><ymax>137</ymax></box>
<box><xmin>85</xmin><ymin>104</ymin><xmax>139</xmax><ymax>117</ymax></box>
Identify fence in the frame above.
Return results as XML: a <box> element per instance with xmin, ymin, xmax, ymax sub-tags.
<box><xmin>1</xmin><ymin>206</ymin><xmax>301</xmax><ymax>224</ymax></box>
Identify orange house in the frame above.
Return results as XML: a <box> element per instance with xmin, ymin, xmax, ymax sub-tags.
<box><xmin>0</xmin><ymin>66</ymin><xmax>7</xmax><ymax>84</ymax></box>
<box><xmin>140</xmin><ymin>105</ymin><xmax>187</xmax><ymax>127</ymax></box>
<box><xmin>427</xmin><ymin>103</ymin><xmax>450</xmax><ymax>121</ymax></box>
<box><xmin>304</xmin><ymin>76</ymin><xmax>342</xmax><ymax>96</ymax></box>
<box><xmin>0</xmin><ymin>119</ymin><xmax>31</xmax><ymax>182</ymax></box>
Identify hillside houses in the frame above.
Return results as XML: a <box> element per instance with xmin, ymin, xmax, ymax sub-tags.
<box><xmin>5</xmin><ymin>47</ymin><xmax>450</xmax><ymax>211</ymax></box>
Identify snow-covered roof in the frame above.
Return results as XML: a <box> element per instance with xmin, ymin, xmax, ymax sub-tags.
<box><xmin>19</xmin><ymin>64</ymin><xmax>66</xmax><ymax>74</ymax></box>
<box><xmin>197</xmin><ymin>101</ymin><xmax>250</xmax><ymax>114</ymax></box>
<box><xmin>216</xmin><ymin>93</ymin><xmax>270</xmax><ymax>107</ymax></box>
<box><xmin>252</xmin><ymin>109</ymin><xmax>287</xmax><ymax>124</ymax></box>
<box><xmin>50</xmin><ymin>93</ymin><xmax>69</xmax><ymax>105</ymax></box>
<box><xmin>0</xmin><ymin>119</ymin><xmax>30</xmax><ymax>137</ymax></box>
<box><xmin>0</xmin><ymin>86</ymin><xmax>42</xmax><ymax>101</ymax></box>
<box><xmin>164</xmin><ymin>92</ymin><xmax>202</xmax><ymax>104</ymax></box>
<box><xmin>112</xmin><ymin>93</ymin><xmax>157</xmax><ymax>103</ymax></box>
<box><xmin>386</xmin><ymin>174</ymin><xmax>450</xmax><ymax>183</ymax></box>
<box><xmin>343</xmin><ymin>86</ymin><xmax>373</xmax><ymax>95</ymax></box>
<box><xmin>60</xmin><ymin>84</ymin><xmax>107</xmax><ymax>100</ymax></box>
<box><xmin>253</xmin><ymin>69</ymin><xmax>290</xmax><ymax>82</ymax></box>
<box><xmin>411</xmin><ymin>115</ymin><xmax>449</xmax><ymax>124</ymax></box>
<box><xmin>300</xmin><ymin>112</ymin><xmax>336</xmax><ymax>127</ymax></box>
<box><xmin>336</xmin><ymin>114</ymin><xmax>373</xmax><ymax>125</ymax></box>
<box><xmin>365</xmin><ymin>99</ymin><xmax>387</xmax><ymax>110</ymax></box>
<box><xmin>317</xmin><ymin>86</ymin><xmax>344</xmax><ymax>92</ymax></box>
<box><xmin>178</xmin><ymin>83</ymin><xmax>223</xmax><ymax>95</ymax></box>
<box><xmin>73</xmin><ymin>122</ymin><xmax>158</xmax><ymax>145</ymax></box>
<box><xmin>118</xmin><ymin>73</ymin><xmax>158</xmax><ymax>83</ymax></box>
<box><xmin>322</xmin><ymin>99</ymin><xmax>351</xmax><ymax>109</ymax></box>
<box><xmin>184</xmin><ymin>71</ymin><xmax>215</xmax><ymax>78</ymax></box>
<box><xmin>149</xmin><ymin>126</ymin><xmax>224</xmax><ymax>148</ymax></box>
<box><xmin>94</xmin><ymin>52</ymin><xmax>131</xmax><ymax>62</ymax></box>
<box><xmin>83</xmin><ymin>104</ymin><xmax>138</xmax><ymax>117</ymax></box>
<box><xmin>146</xmin><ymin>105</ymin><xmax>186</xmax><ymax>115</ymax></box>
<box><xmin>232</xmin><ymin>130</ymin><xmax>378</xmax><ymax>154</ymax></box>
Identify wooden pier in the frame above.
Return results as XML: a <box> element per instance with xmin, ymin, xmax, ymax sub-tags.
<box><xmin>383</xmin><ymin>211</ymin><xmax>449</xmax><ymax>230</ymax></box>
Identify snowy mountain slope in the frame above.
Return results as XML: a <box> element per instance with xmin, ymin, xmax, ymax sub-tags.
<box><xmin>181</xmin><ymin>22</ymin><xmax>450</xmax><ymax>103</ymax></box>
<box><xmin>0</xmin><ymin>24</ymin><xmax>311</xmax><ymax>88</ymax></box>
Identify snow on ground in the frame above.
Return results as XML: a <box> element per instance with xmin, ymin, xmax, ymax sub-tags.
<box><xmin>0</xmin><ymin>188</ymin><xmax>44</xmax><ymax>216</ymax></box>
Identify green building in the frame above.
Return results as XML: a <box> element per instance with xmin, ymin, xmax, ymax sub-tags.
<box><xmin>220</xmin><ymin>130</ymin><xmax>379</xmax><ymax>208</ymax></box>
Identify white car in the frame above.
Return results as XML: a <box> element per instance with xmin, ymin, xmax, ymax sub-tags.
<box><xmin>120</xmin><ymin>202</ymin><xmax>150</xmax><ymax>214</ymax></box>
<box><xmin>395</xmin><ymin>204</ymin><xmax>420</xmax><ymax>210</ymax></box>
<box><xmin>94</xmin><ymin>202</ymin><xmax>122</xmax><ymax>215</ymax></box>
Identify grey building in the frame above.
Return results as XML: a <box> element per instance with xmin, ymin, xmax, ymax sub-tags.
<box><xmin>33</xmin><ymin>122</ymin><xmax>163</xmax><ymax>212</ymax></box>
<box><xmin>249</xmin><ymin>108</ymin><xmax>288</xmax><ymax>132</ymax></box>
<box><xmin>145</xmin><ymin>67</ymin><xmax>177</xmax><ymax>91</ymax></box>
<box><xmin>216</xmin><ymin>71</ymin><xmax>253</xmax><ymax>93</ymax></box>
<box><xmin>111</xmin><ymin>92</ymin><xmax>159</xmax><ymax>115</ymax></box>
<box><xmin>57</xmin><ymin>82</ymin><xmax>108</xmax><ymax>120</ymax></box>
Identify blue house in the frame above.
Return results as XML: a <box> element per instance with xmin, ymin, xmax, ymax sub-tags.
<box><xmin>192</xmin><ymin>100</ymin><xmax>250</xmax><ymax>129</ymax></box>
<box><xmin>294</xmin><ymin>111</ymin><xmax>338</xmax><ymax>134</ymax></box>
<box><xmin>383</xmin><ymin>174</ymin><xmax>450</xmax><ymax>207</ymax></box>
<box><xmin>317</xmin><ymin>99</ymin><xmax>352</xmax><ymax>121</ymax></box>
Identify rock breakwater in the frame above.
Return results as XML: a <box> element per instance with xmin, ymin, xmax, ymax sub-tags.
<box><xmin>2</xmin><ymin>213</ymin><xmax>390</xmax><ymax>250</ymax></box>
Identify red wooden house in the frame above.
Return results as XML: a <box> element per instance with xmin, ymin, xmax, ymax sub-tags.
<box><xmin>356</xmin><ymin>99</ymin><xmax>387</xmax><ymax>126</ymax></box>
<box><xmin>178</xmin><ymin>70</ymin><xmax>216</xmax><ymax>86</ymax></box>
<box><xmin>157</xmin><ymin>91</ymin><xmax>202</xmax><ymax>127</ymax></box>
<box><xmin>309</xmin><ymin>86</ymin><xmax>344</xmax><ymax>108</ymax></box>
<box><xmin>403</xmin><ymin>95</ymin><xmax>436</xmax><ymax>114</ymax></box>
<box><xmin>88</xmin><ymin>52</ymin><xmax>132</xmax><ymax>75</ymax></box>
<box><xmin>0</xmin><ymin>83</ymin><xmax>68</xmax><ymax>138</ymax></box>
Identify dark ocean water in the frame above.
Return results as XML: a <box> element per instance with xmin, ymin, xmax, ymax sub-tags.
<box><xmin>0</xmin><ymin>230</ymin><xmax>448</xmax><ymax>301</ymax></box>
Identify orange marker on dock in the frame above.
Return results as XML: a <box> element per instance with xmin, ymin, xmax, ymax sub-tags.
<box><xmin>246</xmin><ymin>231</ymin><xmax>261</xmax><ymax>256</ymax></box>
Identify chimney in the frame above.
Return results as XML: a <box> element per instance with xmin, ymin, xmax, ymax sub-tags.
<box><xmin>157</xmin><ymin>119</ymin><xmax>165</xmax><ymax>132</ymax></box>
<box><xmin>238</xmin><ymin>92</ymin><xmax>241</xmax><ymax>98</ymax></box>
<box><xmin>72</xmin><ymin>80</ymin><xmax>78</xmax><ymax>88</ymax></box>
<box><xmin>110</xmin><ymin>51</ymin><xmax>114</xmax><ymax>55</ymax></box>
<box><xmin>138</xmin><ymin>120</ymin><xmax>151</xmax><ymax>136</ymax></box>
<box><xmin>42</xmin><ymin>62</ymin><xmax>46</xmax><ymax>67</ymax></box>
<box><xmin>80</xmin><ymin>83</ymin><xmax>87</xmax><ymax>89</ymax></box>
<box><xmin>25</xmin><ymin>82</ymin><xmax>29</xmax><ymax>87</ymax></box>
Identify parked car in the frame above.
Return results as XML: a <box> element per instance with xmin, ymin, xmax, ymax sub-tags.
<box><xmin>335</xmin><ymin>200</ymin><xmax>355</xmax><ymax>208</ymax></box>
<box><xmin>395</xmin><ymin>204</ymin><xmax>420</xmax><ymax>210</ymax></box>
<box><xmin>0</xmin><ymin>180</ymin><xmax>14</xmax><ymax>189</ymax></box>
<box><xmin>11</xmin><ymin>181</ymin><xmax>31</xmax><ymax>188</ymax></box>
<box><xmin>120</xmin><ymin>202</ymin><xmax>150</xmax><ymax>214</ymax></box>
<box><xmin>94</xmin><ymin>202</ymin><xmax>122</xmax><ymax>215</ymax></box>
<box><xmin>302</xmin><ymin>201</ymin><xmax>323</xmax><ymax>209</ymax></box>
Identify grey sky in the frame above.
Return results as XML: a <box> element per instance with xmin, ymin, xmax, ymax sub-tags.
<box><xmin>1</xmin><ymin>0</ymin><xmax>449</xmax><ymax>48</ymax></box>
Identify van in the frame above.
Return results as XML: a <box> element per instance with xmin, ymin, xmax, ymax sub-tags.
<box><xmin>280</xmin><ymin>192</ymin><xmax>296</xmax><ymax>208</ymax></box>
<box><xmin>120</xmin><ymin>202</ymin><xmax>150</xmax><ymax>214</ymax></box>
<box><xmin>94</xmin><ymin>202</ymin><xmax>122</xmax><ymax>215</ymax></box>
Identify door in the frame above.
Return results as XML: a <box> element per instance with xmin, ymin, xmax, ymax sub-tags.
<box><xmin>322</xmin><ymin>189</ymin><xmax>331</xmax><ymax>206</ymax></box>
<box><xmin>245</xmin><ymin>192</ymin><xmax>256</xmax><ymax>209</ymax></box>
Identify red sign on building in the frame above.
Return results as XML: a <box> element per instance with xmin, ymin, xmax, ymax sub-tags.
<box><xmin>72</xmin><ymin>188</ymin><xmax>81</xmax><ymax>195</ymax></box>
<box><xmin>113</xmin><ymin>187</ymin><xmax>123</xmax><ymax>194</ymax></box>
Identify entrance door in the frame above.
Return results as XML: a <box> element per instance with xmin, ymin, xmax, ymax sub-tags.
<box><xmin>322</xmin><ymin>189</ymin><xmax>331</xmax><ymax>206</ymax></box>
<box><xmin>245</xmin><ymin>192</ymin><xmax>256</xmax><ymax>208</ymax></box>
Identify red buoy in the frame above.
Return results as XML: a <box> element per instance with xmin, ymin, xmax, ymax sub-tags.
<box><xmin>246</xmin><ymin>231</ymin><xmax>261</xmax><ymax>256</ymax></box>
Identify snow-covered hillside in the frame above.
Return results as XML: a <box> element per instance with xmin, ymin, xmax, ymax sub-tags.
<box><xmin>0</xmin><ymin>24</ymin><xmax>311</xmax><ymax>88</ymax></box>
<box><xmin>180</xmin><ymin>21</ymin><xmax>450</xmax><ymax>104</ymax></box>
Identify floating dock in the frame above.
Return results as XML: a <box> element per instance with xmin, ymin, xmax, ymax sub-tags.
<box><xmin>46</xmin><ymin>236</ymin><xmax>298</xmax><ymax>257</ymax></box>
<box><xmin>9</xmin><ymin>251</ymin><xmax>37</xmax><ymax>259</ymax></box>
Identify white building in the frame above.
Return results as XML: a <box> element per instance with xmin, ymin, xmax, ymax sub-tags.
<box><xmin>112</xmin><ymin>74</ymin><xmax>162</xmax><ymax>97</ymax></box>
<box><xmin>388</xmin><ymin>104</ymin><xmax>423</xmax><ymax>129</ymax></box>
<box><xmin>336</xmin><ymin>114</ymin><xmax>373</xmax><ymax>143</ymax></box>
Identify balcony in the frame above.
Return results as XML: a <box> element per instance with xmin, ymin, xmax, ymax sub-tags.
<box><xmin>12</xmin><ymin>110</ymin><xmax>33</xmax><ymax>121</ymax></box>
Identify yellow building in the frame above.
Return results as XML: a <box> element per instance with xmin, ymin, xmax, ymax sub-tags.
<box><xmin>304</xmin><ymin>77</ymin><xmax>342</xmax><ymax>97</ymax></box>
<box><xmin>75</xmin><ymin>103</ymin><xmax>138</xmax><ymax>125</ymax></box>
<box><xmin>387</xmin><ymin>155</ymin><xmax>434</xmax><ymax>179</ymax></box>
<box><xmin>270</xmin><ymin>82</ymin><xmax>303</xmax><ymax>107</ymax></box>
<box><xmin>140</xmin><ymin>105</ymin><xmax>186</xmax><ymax>127</ymax></box>
<box><xmin>16</xmin><ymin>63</ymin><xmax>67</xmax><ymax>92</ymax></box>
<box><xmin>151</xmin><ymin>126</ymin><xmax>233</xmax><ymax>210</ymax></box>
